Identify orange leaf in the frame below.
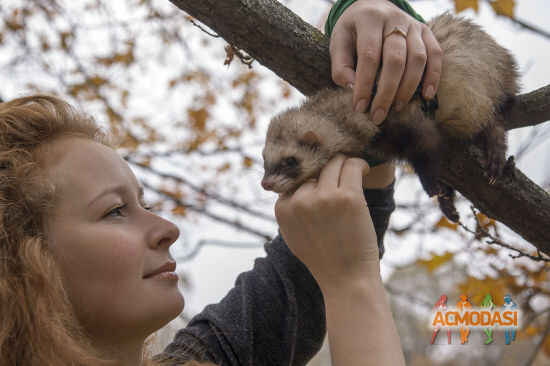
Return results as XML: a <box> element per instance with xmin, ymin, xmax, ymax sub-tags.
<box><xmin>217</xmin><ymin>162</ymin><xmax>231</xmax><ymax>173</ymax></box>
<box><xmin>476</xmin><ymin>212</ymin><xmax>495</xmax><ymax>230</ymax></box>
<box><xmin>434</xmin><ymin>216</ymin><xmax>458</xmax><ymax>231</ymax></box>
<box><xmin>119</xmin><ymin>133</ymin><xmax>140</xmax><ymax>151</ymax></box>
<box><xmin>455</xmin><ymin>0</ymin><xmax>479</xmax><ymax>13</ymax></box>
<box><xmin>483</xmin><ymin>247</ymin><xmax>498</xmax><ymax>256</ymax></box>
<box><xmin>457</xmin><ymin>275</ymin><xmax>510</xmax><ymax>306</ymax></box>
<box><xmin>171</xmin><ymin>205</ymin><xmax>187</xmax><ymax>216</ymax></box>
<box><xmin>188</xmin><ymin>108</ymin><xmax>209</xmax><ymax>132</ymax></box>
<box><xmin>159</xmin><ymin>189</ymin><xmax>183</xmax><ymax>201</ymax></box>
<box><xmin>243</xmin><ymin>156</ymin><xmax>253</xmax><ymax>168</ymax></box>
<box><xmin>489</xmin><ymin>0</ymin><xmax>515</xmax><ymax>18</ymax></box>
<box><xmin>524</xmin><ymin>325</ymin><xmax>540</xmax><ymax>337</ymax></box>
<box><xmin>417</xmin><ymin>252</ymin><xmax>454</xmax><ymax>273</ymax></box>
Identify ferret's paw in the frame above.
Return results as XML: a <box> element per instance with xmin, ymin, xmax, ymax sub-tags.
<box><xmin>437</xmin><ymin>185</ymin><xmax>459</xmax><ymax>222</ymax></box>
<box><xmin>419</xmin><ymin>174</ymin><xmax>441</xmax><ymax>197</ymax></box>
<box><xmin>503</xmin><ymin>156</ymin><xmax>517</xmax><ymax>179</ymax></box>
<box><xmin>487</xmin><ymin>146</ymin><xmax>506</xmax><ymax>185</ymax></box>
<box><xmin>438</xmin><ymin>194</ymin><xmax>459</xmax><ymax>222</ymax></box>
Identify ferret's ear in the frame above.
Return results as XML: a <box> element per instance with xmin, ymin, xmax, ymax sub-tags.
<box><xmin>299</xmin><ymin>130</ymin><xmax>321</xmax><ymax>149</ymax></box>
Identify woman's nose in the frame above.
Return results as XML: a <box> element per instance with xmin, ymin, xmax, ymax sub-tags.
<box><xmin>148</xmin><ymin>217</ymin><xmax>180</xmax><ymax>249</ymax></box>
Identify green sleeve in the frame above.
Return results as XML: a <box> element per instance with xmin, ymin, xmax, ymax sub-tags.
<box><xmin>324</xmin><ymin>0</ymin><xmax>425</xmax><ymax>37</ymax></box>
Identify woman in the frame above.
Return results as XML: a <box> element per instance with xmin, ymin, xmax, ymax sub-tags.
<box><xmin>0</xmin><ymin>0</ymin><xmax>440</xmax><ymax>365</ymax></box>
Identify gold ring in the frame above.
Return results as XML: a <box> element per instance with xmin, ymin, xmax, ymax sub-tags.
<box><xmin>384</xmin><ymin>26</ymin><xmax>408</xmax><ymax>40</ymax></box>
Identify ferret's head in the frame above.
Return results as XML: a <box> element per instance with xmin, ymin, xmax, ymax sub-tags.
<box><xmin>261</xmin><ymin>109</ymin><xmax>342</xmax><ymax>194</ymax></box>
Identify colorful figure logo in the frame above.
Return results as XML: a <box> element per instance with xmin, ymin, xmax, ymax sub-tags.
<box><xmin>429</xmin><ymin>293</ymin><xmax>519</xmax><ymax>345</ymax></box>
<box><xmin>481</xmin><ymin>294</ymin><xmax>494</xmax><ymax>344</ymax></box>
<box><xmin>503</xmin><ymin>294</ymin><xmax>517</xmax><ymax>345</ymax></box>
<box><xmin>457</xmin><ymin>294</ymin><xmax>472</xmax><ymax>344</ymax></box>
<box><xmin>431</xmin><ymin>294</ymin><xmax>451</xmax><ymax>344</ymax></box>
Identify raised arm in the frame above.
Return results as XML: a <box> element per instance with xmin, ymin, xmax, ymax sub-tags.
<box><xmin>153</xmin><ymin>176</ymin><xmax>396</xmax><ymax>365</ymax></box>
<box><xmin>275</xmin><ymin>155</ymin><xmax>406</xmax><ymax>366</ymax></box>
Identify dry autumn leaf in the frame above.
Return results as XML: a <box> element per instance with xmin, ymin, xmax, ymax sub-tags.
<box><xmin>188</xmin><ymin>107</ymin><xmax>208</xmax><ymax>132</ymax></box>
<box><xmin>489</xmin><ymin>0</ymin><xmax>515</xmax><ymax>18</ymax></box>
<box><xmin>458</xmin><ymin>275</ymin><xmax>511</xmax><ymax>306</ymax></box>
<box><xmin>243</xmin><ymin>156</ymin><xmax>253</xmax><ymax>168</ymax></box>
<box><xmin>417</xmin><ymin>252</ymin><xmax>454</xmax><ymax>273</ymax></box>
<box><xmin>434</xmin><ymin>216</ymin><xmax>459</xmax><ymax>231</ymax></box>
<box><xmin>455</xmin><ymin>0</ymin><xmax>479</xmax><ymax>13</ymax></box>
<box><xmin>217</xmin><ymin>162</ymin><xmax>231</xmax><ymax>173</ymax></box>
<box><xmin>171</xmin><ymin>205</ymin><xmax>187</xmax><ymax>216</ymax></box>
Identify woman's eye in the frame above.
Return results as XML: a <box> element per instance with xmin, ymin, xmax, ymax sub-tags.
<box><xmin>105</xmin><ymin>204</ymin><xmax>127</xmax><ymax>218</ymax></box>
<box><xmin>104</xmin><ymin>202</ymin><xmax>153</xmax><ymax>218</ymax></box>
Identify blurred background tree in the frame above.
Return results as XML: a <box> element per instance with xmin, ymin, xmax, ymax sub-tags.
<box><xmin>1</xmin><ymin>0</ymin><xmax>549</xmax><ymax>364</ymax></box>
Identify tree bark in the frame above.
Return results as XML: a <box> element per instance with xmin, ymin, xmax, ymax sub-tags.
<box><xmin>169</xmin><ymin>0</ymin><xmax>550</xmax><ymax>254</ymax></box>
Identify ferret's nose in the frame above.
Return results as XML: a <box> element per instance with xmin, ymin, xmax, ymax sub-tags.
<box><xmin>261</xmin><ymin>178</ymin><xmax>274</xmax><ymax>191</ymax></box>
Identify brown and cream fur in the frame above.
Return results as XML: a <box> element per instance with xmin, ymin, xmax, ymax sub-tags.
<box><xmin>262</xmin><ymin>13</ymin><xmax>519</xmax><ymax>222</ymax></box>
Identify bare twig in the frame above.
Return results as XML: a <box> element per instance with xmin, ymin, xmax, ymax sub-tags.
<box><xmin>459</xmin><ymin>206</ymin><xmax>550</xmax><ymax>262</ymax></box>
<box><xmin>141</xmin><ymin>180</ymin><xmax>273</xmax><ymax>240</ymax></box>
<box><xmin>187</xmin><ymin>17</ymin><xmax>219</xmax><ymax>37</ymax></box>
<box><xmin>126</xmin><ymin>156</ymin><xmax>276</xmax><ymax>222</ymax></box>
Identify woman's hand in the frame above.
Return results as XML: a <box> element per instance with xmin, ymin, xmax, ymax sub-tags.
<box><xmin>275</xmin><ymin>155</ymin><xmax>381</xmax><ymax>292</ymax></box>
<box><xmin>329</xmin><ymin>0</ymin><xmax>442</xmax><ymax>124</ymax></box>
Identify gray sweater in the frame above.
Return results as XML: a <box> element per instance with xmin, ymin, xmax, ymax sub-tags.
<box><xmin>153</xmin><ymin>181</ymin><xmax>395</xmax><ymax>366</ymax></box>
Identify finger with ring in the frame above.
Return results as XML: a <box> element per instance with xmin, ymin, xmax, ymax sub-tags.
<box><xmin>383</xmin><ymin>26</ymin><xmax>408</xmax><ymax>40</ymax></box>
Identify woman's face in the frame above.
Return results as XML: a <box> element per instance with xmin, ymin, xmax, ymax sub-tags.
<box><xmin>41</xmin><ymin>136</ymin><xmax>184</xmax><ymax>344</ymax></box>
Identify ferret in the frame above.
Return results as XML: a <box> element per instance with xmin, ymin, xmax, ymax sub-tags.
<box><xmin>261</xmin><ymin>13</ymin><xmax>519</xmax><ymax>222</ymax></box>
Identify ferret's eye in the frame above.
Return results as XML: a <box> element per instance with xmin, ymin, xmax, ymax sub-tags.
<box><xmin>282</xmin><ymin>156</ymin><xmax>298</xmax><ymax>167</ymax></box>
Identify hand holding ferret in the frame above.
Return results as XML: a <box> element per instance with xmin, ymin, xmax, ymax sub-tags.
<box><xmin>329</xmin><ymin>0</ymin><xmax>442</xmax><ymax>123</ymax></box>
<box><xmin>275</xmin><ymin>154</ymin><xmax>381</xmax><ymax>292</ymax></box>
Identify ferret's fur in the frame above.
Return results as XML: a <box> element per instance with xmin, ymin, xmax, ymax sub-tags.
<box><xmin>261</xmin><ymin>13</ymin><xmax>519</xmax><ymax>222</ymax></box>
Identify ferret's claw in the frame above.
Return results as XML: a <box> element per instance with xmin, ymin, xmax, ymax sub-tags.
<box><xmin>438</xmin><ymin>194</ymin><xmax>459</xmax><ymax>222</ymax></box>
<box><xmin>503</xmin><ymin>156</ymin><xmax>516</xmax><ymax>178</ymax></box>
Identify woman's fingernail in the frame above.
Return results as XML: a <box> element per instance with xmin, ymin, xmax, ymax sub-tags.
<box><xmin>372</xmin><ymin>108</ymin><xmax>386</xmax><ymax>125</ymax></box>
<box><xmin>347</xmin><ymin>83</ymin><xmax>354</xmax><ymax>90</ymax></box>
<box><xmin>394</xmin><ymin>101</ymin><xmax>404</xmax><ymax>112</ymax></box>
<box><xmin>425</xmin><ymin>85</ymin><xmax>435</xmax><ymax>99</ymax></box>
<box><xmin>354</xmin><ymin>99</ymin><xmax>368</xmax><ymax>113</ymax></box>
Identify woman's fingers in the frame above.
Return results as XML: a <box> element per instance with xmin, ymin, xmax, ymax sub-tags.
<box><xmin>352</xmin><ymin>17</ymin><xmax>383</xmax><ymax>113</ymax></box>
<box><xmin>421</xmin><ymin>25</ymin><xmax>443</xmax><ymax>99</ymax></box>
<box><xmin>329</xmin><ymin>23</ymin><xmax>358</xmax><ymax>88</ymax></box>
<box><xmin>339</xmin><ymin>158</ymin><xmax>369</xmax><ymax>193</ymax></box>
<box><xmin>318</xmin><ymin>154</ymin><xmax>347</xmax><ymax>190</ymax></box>
<box><xmin>328</xmin><ymin>0</ymin><xmax>443</xmax><ymax>116</ymax></box>
<box><xmin>394</xmin><ymin>26</ymin><xmax>427</xmax><ymax>111</ymax></box>
<box><xmin>368</xmin><ymin>24</ymin><xmax>408</xmax><ymax>125</ymax></box>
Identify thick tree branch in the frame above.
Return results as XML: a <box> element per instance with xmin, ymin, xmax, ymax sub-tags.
<box><xmin>169</xmin><ymin>0</ymin><xmax>333</xmax><ymax>96</ymax></box>
<box><xmin>169</xmin><ymin>0</ymin><xmax>550</xmax><ymax>254</ymax></box>
<box><xmin>504</xmin><ymin>84</ymin><xmax>550</xmax><ymax>130</ymax></box>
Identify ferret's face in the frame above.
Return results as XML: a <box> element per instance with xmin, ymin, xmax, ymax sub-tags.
<box><xmin>261</xmin><ymin>146</ymin><xmax>330</xmax><ymax>194</ymax></box>
<box><xmin>261</xmin><ymin>124</ymin><xmax>331</xmax><ymax>194</ymax></box>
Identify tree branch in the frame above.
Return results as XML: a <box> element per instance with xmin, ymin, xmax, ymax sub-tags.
<box><xmin>168</xmin><ymin>0</ymin><xmax>550</xmax><ymax>254</ymax></box>
<box><xmin>504</xmin><ymin>84</ymin><xmax>550</xmax><ymax>130</ymax></box>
